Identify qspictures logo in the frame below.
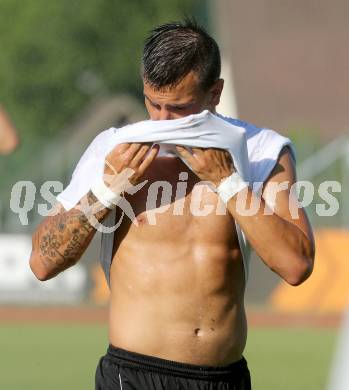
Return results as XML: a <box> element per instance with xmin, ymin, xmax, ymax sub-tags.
<box><xmin>9</xmin><ymin>170</ymin><xmax>341</xmax><ymax>234</ymax></box>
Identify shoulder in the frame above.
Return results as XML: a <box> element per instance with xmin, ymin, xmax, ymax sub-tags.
<box><xmin>218</xmin><ymin>114</ymin><xmax>294</xmax><ymax>157</ymax></box>
<box><xmin>218</xmin><ymin>114</ymin><xmax>296</xmax><ymax>187</ymax></box>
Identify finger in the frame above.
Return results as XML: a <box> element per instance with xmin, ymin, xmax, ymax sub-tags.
<box><xmin>122</xmin><ymin>143</ymin><xmax>143</xmax><ymax>164</ymax></box>
<box><xmin>114</xmin><ymin>143</ymin><xmax>131</xmax><ymax>154</ymax></box>
<box><xmin>138</xmin><ymin>144</ymin><xmax>160</xmax><ymax>174</ymax></box>
<box><xmin>224</xmin><ymin>150</ymin><xmax>230</xmax><ymax>158</ymax></box>
<box><xmin>191</xmin><ymin>147</ymin><xmax>207</xmax><ymax>163</ymax></box>
<box><xmin>130</xmin><ymin>143</ymin><xmax>152</xmax><ymax>168</ymax></box>
<box><xmin>126</xmin><ymin>143</ymin><xmax>143</xmax><ymax>156</ymax></box>
<box><xmin>176</xmin><ymin>146</ymin><xmax>196</xmax><ymax>165</ymax></box>
<box><xmin>176</xmin><ymin>146</ymin><xmax>193</xmax><ymax>159</ymax></box>
<box><xmin>191</xmin><ymin>147</ymin><xmax>205</xmax><ymax>156</ymax></box>
<box><xmin>106</xmin><ymin>143</ymin><xmax>131</xmax><ymax>163</ymax></box>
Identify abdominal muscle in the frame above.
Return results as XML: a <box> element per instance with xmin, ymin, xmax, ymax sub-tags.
<box><xmin>108</xmin><ymin>217</ymin><xmax>247</xmax><ymax>367</ymax></box>
<box><xmin>108</xmin><ymin>157</ymin><xmax>248</xmax><ymax>366</ymax></box>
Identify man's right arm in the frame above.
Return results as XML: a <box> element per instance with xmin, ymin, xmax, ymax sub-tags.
<box><xmin>30</xmin><ymin>142</ymin><xmax>159</xmax><ymax>281</ymax></box>
<box><xmin>29</xmin><ymin>191</ymin><xmax>110</xmax><ymax>281</ymax></box>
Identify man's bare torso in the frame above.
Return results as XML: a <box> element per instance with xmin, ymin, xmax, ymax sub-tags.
<box><xmin>108</xmin><ymin>156</ymin><xmax>247</xmax><ymax>366</ymax></box>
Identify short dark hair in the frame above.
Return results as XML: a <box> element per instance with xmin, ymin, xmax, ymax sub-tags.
<box><xmin>142</xmin><ymin>19</ymin><xmax>221</xmax><ymax>91</ymax></box>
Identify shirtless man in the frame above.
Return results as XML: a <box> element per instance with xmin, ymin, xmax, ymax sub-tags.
<box><xmin>0</xmin><ymin>105</ymin><xmax>19</xmax><ymax>155</ymax></box>
<box><xmin>29</xmin><ymin>20</ymin><xmax>315</xmax><ymax>389</ymax></box>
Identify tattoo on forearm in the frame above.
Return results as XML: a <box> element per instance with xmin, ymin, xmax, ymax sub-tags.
<box><xmin>38</xmin><ymin>191</ymin><xmax>109</xmax><ymax>272</ymax></box>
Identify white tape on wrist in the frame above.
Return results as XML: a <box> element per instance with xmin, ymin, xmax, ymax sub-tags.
<box><xmin>91</xmin><ymin>180</ymin><xmax>122</xmax><ymax>209</ymax></box>
<box><xmin>216</xmin><ymin>172</ymin><xmax>249</xmax><ymax>204</ymax></box>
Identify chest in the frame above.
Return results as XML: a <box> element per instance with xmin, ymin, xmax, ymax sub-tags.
<box><xmin>116</xmin><ymin>157</ymin><xmax>237</xmax><ymax>244</ymax></box>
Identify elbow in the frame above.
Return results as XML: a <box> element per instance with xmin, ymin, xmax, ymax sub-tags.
<box><xmin>33</xmin><ymin>273</ymin><xmax>50</xmax><ymax>282</ymax></box>
<box><xmin>285</xmin><ymin>236</ymin><xmax>315</xmax><ymax>286</ymax></box>
<box><xmin>284</xmin><ymin>256</ymin><xmax>314</xmax><ymax>286</ymax></box>
<box><xmin>29</xmin><ymin>255</ymin><xmax>51</xmax><ymax>282</ymax></box>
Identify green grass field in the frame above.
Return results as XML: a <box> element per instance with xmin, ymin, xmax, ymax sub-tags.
<box><xmin>0</xmin><ymin>324</ymin><xmax>337</xmax><ymax>390</ymax></box>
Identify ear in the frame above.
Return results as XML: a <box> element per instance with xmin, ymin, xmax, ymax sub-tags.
<box><xmin>209</xmin><ymin>79</ymin><xmax>224</xmax><ymax>106</ymax></box>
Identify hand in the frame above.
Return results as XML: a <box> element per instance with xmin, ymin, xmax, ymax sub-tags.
<box><xmin>104</xmin><ymin>143</ymin><xmax>159</xmax><ymax>187</ymax></box>
<box><xmin>176</xmin><ymin>146</ymin><xmax>235</xmax><ymax>187</ymax></box>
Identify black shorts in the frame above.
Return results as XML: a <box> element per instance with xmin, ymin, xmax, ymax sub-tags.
<box><xmin>95</xmin><ymin>345</ymin><xmax>251</xmax><ymax>390</ymax></box>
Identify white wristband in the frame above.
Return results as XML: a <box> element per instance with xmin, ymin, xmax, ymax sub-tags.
<box><xmin>91</xmin><ymin>180</ymin><xmax>122</xmax><ymax>209</ymax></box>
<box><xmin>216</xmin><ymin>172</ymin><xmax>249</xmax><ymax>204</ymax></box>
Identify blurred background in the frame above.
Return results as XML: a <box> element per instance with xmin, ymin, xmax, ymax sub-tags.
<box><xmin>0</xmin><ymin>0</ymin><xmax>348</xmax><ymax>389</ymax></box>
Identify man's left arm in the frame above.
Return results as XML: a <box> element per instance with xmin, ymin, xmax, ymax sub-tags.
<box><xmin>226</xmin><ymin>147</ymin><xmax>315</xmax><ymax>285</ymax></box>
<box><xmin>176</xmin><ymin>146</ymin><xmax>315</xmax><ymax>286</ymax></box>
